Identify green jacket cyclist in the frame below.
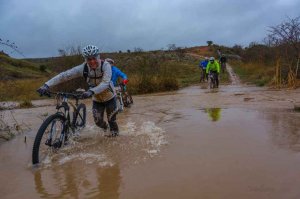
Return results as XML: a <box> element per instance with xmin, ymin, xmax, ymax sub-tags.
<box><xmin>206</xmin><ymin>57</ymin><xmax>220</xmax><ymax>88</ymax></box>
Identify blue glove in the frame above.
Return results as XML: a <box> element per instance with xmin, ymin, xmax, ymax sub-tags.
<box><xmin>82</xmin><ymin>90</ymin><xmax>94</xmax><ymax>99</ymax></box>
<box><xmin>37</xmin><ymin>84</ymin><xmax>50</xmax><ymax>96</ymax></box>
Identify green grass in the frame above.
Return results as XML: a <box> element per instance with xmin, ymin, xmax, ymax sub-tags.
<box><xmin>0</xmin><ymin>78</ymin><xmax>47</xmax><ymax>101</ymax></box>
<box><xmin>0</xmin><ymin>54</ymin><xmax>48</xmax><ymax>80</ymax></box>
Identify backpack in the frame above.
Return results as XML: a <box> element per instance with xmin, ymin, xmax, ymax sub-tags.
<box><xmin>83</xmin><ymin>60</ymin><xmax>104</xmax><ymax>82</ymax></box>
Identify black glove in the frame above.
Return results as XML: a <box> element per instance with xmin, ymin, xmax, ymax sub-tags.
<box><xmin>37</xmin><ymin>84</ymin><xmax>50</xmax><ymax>96</ymax></box>
<box><xmin>82</xmin><ymin>90</ymin><xmax>94</xmax><ymax>99</ymax></box>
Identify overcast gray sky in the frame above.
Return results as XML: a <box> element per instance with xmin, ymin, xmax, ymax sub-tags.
<box><xmin>1</xmin><ymin>0</ymin><xmax>299</xmax><ymax>58</ymax></box>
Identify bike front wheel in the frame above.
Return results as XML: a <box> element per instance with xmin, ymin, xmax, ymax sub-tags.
<box><xmin>123</xmin><ymin>93</ymin><xmax>133</xmax><ymax>107</ymax></box>
<box><xmin>209</xmin><ymin>77</ymin><xmax>214</xmax><ymax>89</ymax></box>
<box><xmin>116</xmin><ymin>96</ymin><xmax>124</xmax><ymax>112</ymax></box>
<box><xmin>32</xmin><ymin>113</ymin><xmax>66</xmax><ymax>165</ymax></box>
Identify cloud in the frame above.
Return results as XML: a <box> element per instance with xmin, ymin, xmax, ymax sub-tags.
<box><xmin>0</xmin><ymin>0</ymin><xmax>299</xmax><ymax>58</ymax></box>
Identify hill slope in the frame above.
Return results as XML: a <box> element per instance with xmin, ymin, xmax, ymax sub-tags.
<box><xmin>0</xmin><ymin>54</ymin><xmax>47</xmax><ymax>80</ymax></box>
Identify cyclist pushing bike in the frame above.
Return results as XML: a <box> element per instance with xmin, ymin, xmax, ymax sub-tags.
<box><xmin>105</xmin><ymin>58</ymin><xmax>128</xmax><ymax>87</ymax></box>
<box><xmin>105</xmin><ymin>58</ymin><xmax>133</xmax><ymax>111</ymax></box>
<box><xmin>219</xmin><ymin>54</ymin><xmax>227</xmax><ymax>73</ymax></box>
<box><xmin>206</xmin><ymin>57</ymin><xmax>220</xmax><ymax>88</ymax></box>
<box><xmin>37</xmin><ymin>45</ymin><xmax>119</xmax><ymax>137</ymax></box>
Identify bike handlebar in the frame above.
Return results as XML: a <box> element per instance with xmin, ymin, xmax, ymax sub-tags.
<box><xmin>45</xmin><ymin>91</ymin><xmax>86</xmax><ymax>100</ymax></box>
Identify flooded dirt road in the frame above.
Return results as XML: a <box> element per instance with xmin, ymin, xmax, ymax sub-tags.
<box><xmin>1</xmin><ymin>84</ymin><xmax>300</xmax><ymax>199</ymax></box>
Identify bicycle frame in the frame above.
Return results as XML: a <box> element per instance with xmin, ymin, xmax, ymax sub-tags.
<box><xmin>50</xmin><ymin>92</ymin><xmax>84</xmax><ymax>143</ymax></box>
<box><xmin>56</xmin><ymin>97</ymin><xmax>73</xmax><ymax>127</ymax></box>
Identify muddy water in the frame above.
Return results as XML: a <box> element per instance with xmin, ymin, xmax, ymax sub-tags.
<box><xmin>1</xmin><ymin>85</ymin><xmax>300</xmax><ymax>199</ymax></box>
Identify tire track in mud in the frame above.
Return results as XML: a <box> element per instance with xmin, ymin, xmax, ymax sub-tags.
<box><xmin>226</xmin><ymin>64</ymin><xmax>241</xmax><ymax>85</ymax></box>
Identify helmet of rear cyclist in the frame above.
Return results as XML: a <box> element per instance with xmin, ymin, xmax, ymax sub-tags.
<box><xmin>82</xmin><ymin>45</ymin><xmax>100</xmax><ymax>58</ymax></box>
<box><xmin>105</xmin><ymin>58</ymin><xmax>115</xmax><ymax>64</ymax></box>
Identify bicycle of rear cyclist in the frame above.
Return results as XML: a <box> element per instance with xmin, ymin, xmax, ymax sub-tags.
<box><xmin>32</xmin><ymin>91</ymin><xmax>87</xmax><ymax>165</ymax></box>
<box><xmin>115</xmin><ymin>85</ymin><xmax>125</xmax><ymax>112</ymax></box>
<box><xmin>115</xmin><ymin>84</ymin><xmax>133</xmax><ymax>112</ymax></box>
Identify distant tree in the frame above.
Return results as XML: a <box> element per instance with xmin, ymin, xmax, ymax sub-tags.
<box><xmin>232</xmin><ymin>44</ymin><xmax>243</xmax><ymax>56</ymax></box>
<box><xmin>248</xmin><ymin>42</ymin><xmax>259</xmax><ymax>48</ymax></box>
<box><xmin>58</xmin><ymin>45</ymin><xmax>81</xmax><ymax>57</ymax></box>
<box><xmin>58</xmin><ymin>49</ymin><xmax>67</xmax><ymax>56</ymax></box>
<box><xmin>175</xmin><ymin>47</ymin><xmax>185</xmax><ymax>58</ymax></box>
<box><xmin>56</xmin><ymin>45</ymin><xmax>83</xmax><ymax>71</ymax></box>
<box><xmin>207</xmin><ymin>41</ymin><xmax>213</xmax><ymax>46</ymax></box>
<box><xmin>119</xmin><ymin>50</ymin><xmax>123</xmax><ymax>53</ymax></box>
<box><xmin>126</xmin><ymin>49</ymin><xmax>130</xmax><ymax>53</ymax></box>
<box><xmin>167</xmin><ymin>44</ymin><xmax>177</xmax><ymax>51</ymax></box>
<box><xmin>267</xmin><ymin>16</ymin><xmax>300</xmax><ymax>53</ymax></box>
<box><xmin>134</xmin><ymin>47</ymin><xmax>143</xmax><ymax>52</ymax></box>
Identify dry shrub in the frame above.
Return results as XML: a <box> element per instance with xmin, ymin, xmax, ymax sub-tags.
<box><xmin>0</xmin><ymin>78</ymin><xmax>47</xmax><ymax>101</ymax></box>
<box><xmin>19</xmin><ymin>99</ymin><xmax>33</xmax><ymax>108</ymax></box>
<box><xmin>287</xmin><ymin>70</ymin><xmax>297</xmax><ymax>88</ymax></box>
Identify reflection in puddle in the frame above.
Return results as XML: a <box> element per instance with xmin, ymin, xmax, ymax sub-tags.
<box><xmin>205</xmin><ymin>108</ymin><xmax>222</xmax><ymax>122</ymax></box>
<box><xmin>34</xmin><ymin>163</ymin><xmax>121</xmax><ymax>198</ymax></box>
<box><xmin>260</xmin><ymin>110</ymin><xmax>300</xmax><ymax>152</ymax></box>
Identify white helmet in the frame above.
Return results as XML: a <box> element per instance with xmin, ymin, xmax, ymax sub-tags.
<box><xmin>105</xmin><ymin>58</ymin><xmax>114</xmax><ymax>64</ymax></box>
<box><xmin>82</xmin><ymin>45</ymin><xmax>99</xmax><ymax>58</ymax></box>
<box><xmin>205</xmin><ymin>57</ymin><xmax>209</xmax><ymax>60</ymax></box>
<box><xmin>209</xmin><ymin>57</ymin><xmax>215</xmax><ymax>61</ymax></box>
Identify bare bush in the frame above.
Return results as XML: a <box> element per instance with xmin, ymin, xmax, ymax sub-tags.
<box><xmin>267</xmin><ymin>16</ymin><xmax>300</xmax><ymax>85</ymax></box>
<box><xmin>0</xmin><ymin>38</ymin><xmax>25</xmax><ymax>57</ymax></box>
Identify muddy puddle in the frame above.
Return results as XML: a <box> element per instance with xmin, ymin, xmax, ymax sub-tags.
<box><xmin>1</xmin><ymin>85</ymin><xmax>300</xmax><ymax>199</ymax></box>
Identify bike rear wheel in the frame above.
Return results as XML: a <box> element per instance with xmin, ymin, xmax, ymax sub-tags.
<box><xmin>32</xmin><ymin>113</ymin><xmax>66</xmax><ymax>165</ymax></box>
<box><xmin>73</xmin><ymin>103</ymin><xmax>86</xmax><ymax>128</ymax></box>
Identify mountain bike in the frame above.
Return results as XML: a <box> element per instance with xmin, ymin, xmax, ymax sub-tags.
<box><xmin>115</xmin><ymin>84</ymin><xmax>133</xmax><ymax>112</ymax></box>
<box><xmin>32</xmin><ymin>91</ymin><xmax>87</xmax><ymax>165</ymax></box>
<box><xmin>208</xmin><ymin>72</ymin><xmax>218</xmax><ymax>89</ymax></box>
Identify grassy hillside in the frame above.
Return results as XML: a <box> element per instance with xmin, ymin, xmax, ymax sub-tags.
<box><xmin>0</xmin><ymin>54</ymin><xmax>51</xmax><ymax>101</ymax></box>
<box><xmin>40</xmin><ymin>51</ymin><xmax>203</xmax><ymax>95</ymax></box>
<box><xmin>0</xmin><ymin>54</ymin><xmax>48</xmax><ymax>80</ymax></box>
<box><xmin>0</xmin><ymin>47</ymin><xmax>232</xmax><ymax>102</ymax></box>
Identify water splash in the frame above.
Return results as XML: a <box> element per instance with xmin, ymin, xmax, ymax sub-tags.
<box><xmin>36</xmin><ymin>121</ymin><xmax>167</xmax><ymax>168</ymax></box>
<box><xmin>121</xmin><ymin>121</ymin><xmax>167</xmax><ymax>156</ymax></box>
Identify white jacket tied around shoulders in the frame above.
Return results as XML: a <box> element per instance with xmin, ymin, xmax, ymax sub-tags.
<box><xmin>45</xmin><ymin>61</ymin><xmax>116</xmax><ymax>102</ymax></box>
